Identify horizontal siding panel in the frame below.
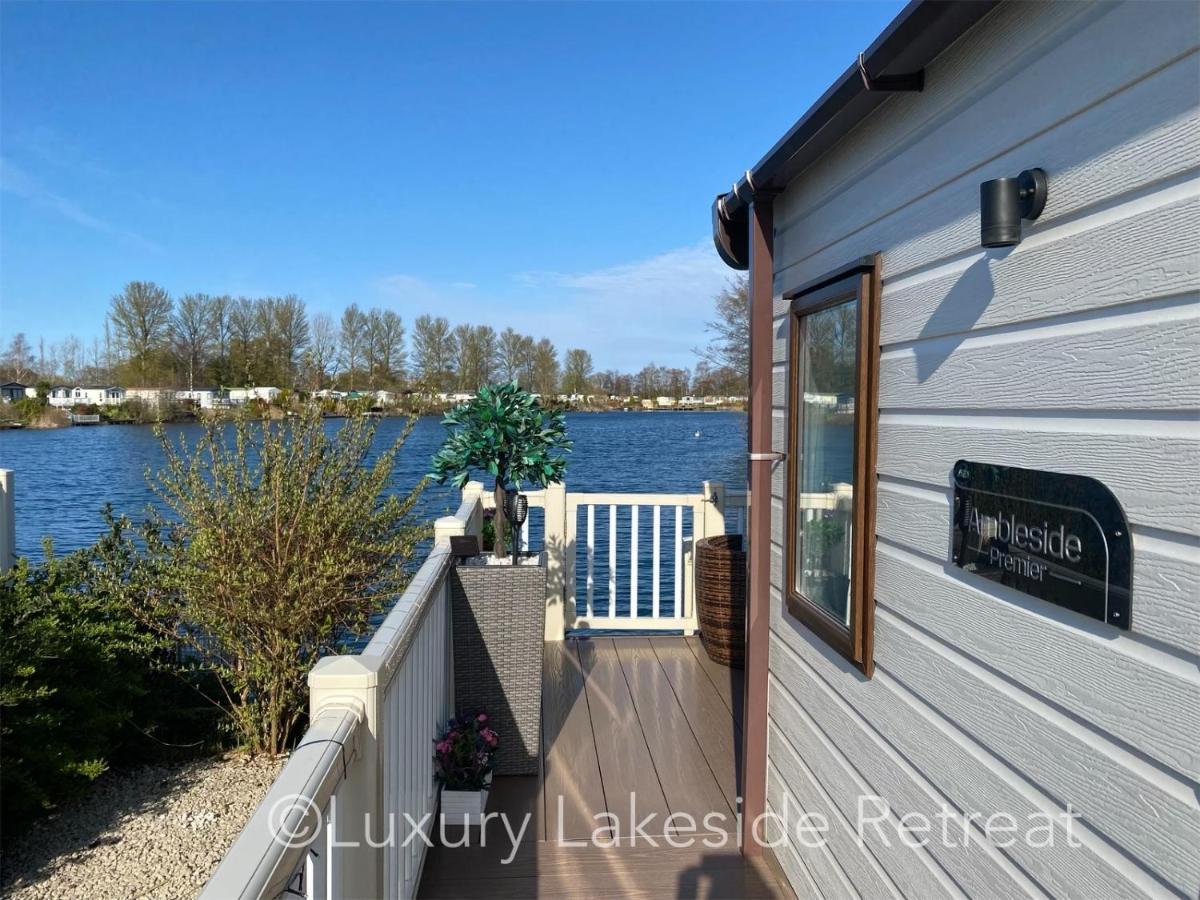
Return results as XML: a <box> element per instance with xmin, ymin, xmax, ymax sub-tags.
<box><xmin>766</xmin><ymin>686</ymin><xmax>963</xmax><ymax>900</ymax></box>
<box><xmin>876</xmin><ymin>417</ymin><xmax>1199</xmax><ymax>533</ymax></box>
<box><xmin>761</xmin><ymin>803</ymin><xmax>824</xmax><ymax>900</ymax></box>
<box><xmin>867</xmin><ymin>612</ymin><xmax>1200</xmax><ymax>896</ymax></box>
<box><xmin>766</xmin><ymin>742</ymin><xmax>900</xmax><ymax>900</ymax></box>
<box><xmin>874</xmin><ymin>545</ymin><xmax>1200</xmax><ymax>783</ymax></box>
<box><xmin>879</xmin><ymin>306</ymin><xmax>1200</xmax><ymax>411</ymax></box>
<box><xmin>774</xmin><ymin>1</ymin><xmax>1200</xmax><ymax>280</ymax></box>
<box><xmin>774</xmin><ymin>1</ymin><xmax>1090</xmax><ymax>230</ymax></box>
<box><xmin>767</xmin><ymin>668</ymin><xmax>1040</xmax><ymax>899</ymax></box>
<box><xmin>768</xmin><ymin>628</ymin><xmax>1158</xmax><ymax>899</ymax></box>
<box><xmin>774</xmin><ymin>44</ymin><xmax>1200</xmax><ymax>303</ymax></box>
<box><xmin>878</xmin><ymin>190</ymin><xmax>1200</xmax><ymax>346</ymax></box>
<box><xmin>875</xmin><ymin>481</ymin><xmax>1200</xmax><ymax>656</ymax></box>
<box><xmin>765</xmin><ymin>765</ymin><xmax>860</xmax><ymax>900</ymax></box>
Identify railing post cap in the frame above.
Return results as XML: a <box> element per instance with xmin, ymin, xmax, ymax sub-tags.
<box><xmin>309</xmin><ymin>653</ymin><xmax>380</xmax><ymax>689</ymax></box>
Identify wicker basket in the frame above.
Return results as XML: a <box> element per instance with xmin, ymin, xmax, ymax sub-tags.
<box><xmin>695</xmin><ymin>534</ymin><xmax>746</xmax><ymax>668</ymax></box>
<box><xmin>449</xmin><ymin>554</ymin><xmax>546</xmax><ymax>775</ymax></box>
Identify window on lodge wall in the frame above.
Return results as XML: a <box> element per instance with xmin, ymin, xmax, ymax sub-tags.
<box><xmin>785</xmin><ymin>255</ymin><xmax>881</xmax><ymax>676</ymax></box>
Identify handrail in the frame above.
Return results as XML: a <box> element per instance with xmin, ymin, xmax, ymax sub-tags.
<box><xmin>200</xmin><ymin>707</ymin><xmax>361</xmax><ymax>900</ymax></box>
<box><xmin>361</xmin><ymin>544</ymin><xmax>452</xmax><ymax>691</ymax></box>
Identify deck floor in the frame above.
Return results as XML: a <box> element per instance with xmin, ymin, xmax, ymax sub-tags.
<box><xmin>419</xmin><ymin>636</ymin><xmax>788</xmax><ymax>899</ymax></box>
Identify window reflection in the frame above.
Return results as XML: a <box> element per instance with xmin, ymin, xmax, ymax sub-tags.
<box><xmin>793</xmin><ymin>299</ymin><xmax>857</xmax><ymax>625</ymax></box>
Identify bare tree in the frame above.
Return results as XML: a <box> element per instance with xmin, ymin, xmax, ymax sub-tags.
<box><xmin>561</xmin><ymin>348</ymin><xmax>593</xmax><ymax>395</ymax></box>
<box><xmin>272</xmin><ymin>295</ymin><xmax>310</xmax><ymax>384</ymax></box>
<box><xmin>371</xmin><ymin>309</ymin><xmax>406</xmax><ymax>386</ymax></box>
<box><xmin>307</xmin><ymin>313</ymin><xmax>339</xmax><ymax>389</ymax></box>
<box><xmin>531</xmin><ymin>338</ymin><xmax>559</xmax><ymax>396</ymax></box>
<box><xmin>60</xmin><ymin>335</ymin><xmax>83</xmax><ymax>382</ymax></box>
<box><xmin>412</xmin><ymin>314</ymin><xmax>454</xmax><ymax>392</ymax></box>
<box><xmin>497</xmin><ymin>327</ymin><xmax>533</xmax><ymax>384</ymax></box>
<box><xmin>210</xmin><ymin>295</ymin><xmax>232</xmax><ymax>384</ymax></box>
<box><xmin>2</xmin><ymin>333</ymin><xmax>35</xmax><ymax>382</ymax></box>
<box><xmin>173</xmin><ymin>293</ymin><xmax>217</xmax><ymax>391</ymax></box>
<box><xmin>339</xmin><ymin>304</ymin><xmax>368</xmax><ymax>390</ymax></box>
<box><xmin>229</xmin><ymin>297</ymin><xmax>257</xmax><ymax>385</ymax></box>
<box><xmin>694</xmin><ymin>275</ymin><xmax>749</xmax><ymax>380</ymax></box>
<box><xmin>109</xmin><ymin>281</ymin><xmax>173</xmax><ymax>385</ymax></box>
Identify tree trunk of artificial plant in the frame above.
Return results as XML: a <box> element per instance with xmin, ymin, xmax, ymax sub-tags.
<box><xmin>493</xmin><ymin>480</ymin><xmax>506</xmax><ymax>558</ymax></box>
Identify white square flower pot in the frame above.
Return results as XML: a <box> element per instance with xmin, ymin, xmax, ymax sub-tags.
<box><xmin>440</xmin><ymin>787</ymin><xmax>490</xmax><ymax>827</ymax></box>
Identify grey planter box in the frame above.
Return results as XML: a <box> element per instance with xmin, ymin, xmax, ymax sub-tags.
<box><xmin>449</xmin><ymin>553</ymin><xmax>546</xmax><ymax>776</ymax></box>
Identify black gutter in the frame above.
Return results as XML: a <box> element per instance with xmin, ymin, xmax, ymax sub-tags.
<box><xmin>712</xmin><ymin>0</ymin><xmax>999</xmax><ymax>269</ymax></box>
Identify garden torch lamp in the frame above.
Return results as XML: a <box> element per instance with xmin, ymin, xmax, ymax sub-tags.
<box><xmin>507</xmin><ymin>492</ymin><xmax>529</xmax><ymax>566</ymax></box>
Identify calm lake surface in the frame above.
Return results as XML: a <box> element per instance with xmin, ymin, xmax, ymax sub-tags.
<box><xmin>0</xmin><ymin>411</ymin><xmax>747</xmax><ymax>561</ymax></box>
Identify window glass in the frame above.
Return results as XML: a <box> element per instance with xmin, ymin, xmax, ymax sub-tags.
<box><xmin>793</xmin><ymin>297</ymin><xmax>858</xmax><ymax>625</ymax></box>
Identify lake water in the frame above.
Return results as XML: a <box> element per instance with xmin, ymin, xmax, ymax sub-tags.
<box><xmin>0</xmin><ymin>411</ymin><xmax>748</xmax><ymax>562</ymax></box>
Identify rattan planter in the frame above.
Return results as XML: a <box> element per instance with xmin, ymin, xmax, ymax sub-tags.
<box><xmin>449</xmin><ymin>554</ymin><xmax>546</xmax><ymax>775</ymax></box>
<box><xmin>695</xmin><ymin>534</ymin><xmax>746</xmax><ymax>668</ymax></box>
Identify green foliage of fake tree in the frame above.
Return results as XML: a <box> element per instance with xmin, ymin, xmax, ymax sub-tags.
<box><xmin>0</xmin><ymin>519</ymin><xmax>170</xmax><ymax>828</ymax></box>
<box><xmin>126</xmin><ymin>407</ymin><xmax>428</xmax><ymax>755</ymax></box>
<box><xmin>429</xmin><ymin>381</ymin><xmax>571</xmax><ymax>554</ymax></box>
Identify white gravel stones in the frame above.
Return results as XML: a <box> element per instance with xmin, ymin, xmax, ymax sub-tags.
<box><xmin>1</xmin><ymin>753</ymin><xmax>285</xmax><ymax>899</ymax></box>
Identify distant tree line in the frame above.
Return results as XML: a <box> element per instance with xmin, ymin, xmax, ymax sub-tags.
<box><xmin>1</xmin><ymin>276</ymin><xmax>749</xmax><ymax>398</ymax></box>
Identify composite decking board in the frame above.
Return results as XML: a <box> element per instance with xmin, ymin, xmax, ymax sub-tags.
<box><xmin>419</xmin><ymin>843</ymin><xmax>784</xmax><ymax>898</ymax></box>
<box><xmin>417</xmin><ymin>637</ymin><xmax>782</xmax><ymax>898</ymax></box>
<box><xmin>488</xmin><ymin>775</ymin><xmax>543</xmax><ymax>843</ymax></box>
<box><xmin>612</xmin><ymin>637</ymin><xmax>735</xmax><ymax>828</ymax></box>
<box><xmin>683</xmin><ymin>635</ymin><xmax>745</xmax><ymax>726</ymax></box>
<box><xmin>649</xmin><ymin>637</ymin><xmax>743</xmax><ymax>811</ymax></box>
<box><xmin>576</xmin><ymin>638</ymin><xmax>673</xmax><ymax>832</ymax></box>
<box><xmin>541</xmin><ymin>639</ymin><xmax>607</xmax><ymax>841</ymax></box>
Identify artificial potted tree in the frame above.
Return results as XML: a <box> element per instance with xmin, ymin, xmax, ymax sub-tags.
<box><xmin>430</xmin><ymin>381</ymin><xmax>570</xmax><ymax>775</ymax></box>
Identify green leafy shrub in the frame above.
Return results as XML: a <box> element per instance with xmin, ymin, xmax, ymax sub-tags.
<box><xmin>129</xmin><ymin>407</ymin><xmax>427</xmax><ymax>755</ymax></box>
<box><xmin>0</xmin><ymin>519</ymin><xmax>168</xmax><ymax>827</ymax></box>
<box><xmin>429</xmin><ymin>381</ymin><xmax>571</xmax><ymax>557</ymax></box>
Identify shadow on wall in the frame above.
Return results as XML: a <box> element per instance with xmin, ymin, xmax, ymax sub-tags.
<box><xmin>914</xmin><ymin>251</ymin><xmax>1008</xmax><ymax>383</ymax></box>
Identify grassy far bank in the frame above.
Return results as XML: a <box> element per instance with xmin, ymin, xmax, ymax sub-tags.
<box><xmin>0</xmin><ymin>408</ymin><xmax>427</xmax><ymax>832</ymax></box>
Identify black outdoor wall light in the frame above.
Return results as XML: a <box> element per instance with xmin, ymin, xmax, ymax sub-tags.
<box><xmin>980</xmin><ymin>168</ymin><xmax>1047</xmax><ymax>248</ymax></box>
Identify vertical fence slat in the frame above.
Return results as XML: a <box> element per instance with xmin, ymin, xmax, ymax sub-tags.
<box><xmin>586</xmin><ymin>505</ymin><xmax>595</xmax><ymax>617</ymax></box>
<box><xmin>673</xmin><ymin>505</ymin><xmax>683</xmax><ymax>617</ymax></box>
<box><xmin>630</xmin><ymin>505</ymin><xmax>639</xmax><ymax>618</ymax></box>
<box><xmin>608</xmin><ymin>505</ymin><xmax>618</xmax><ymax>614</ymax></box>
<box><xmin>652</xmin><ymin>505</ymin><xmax>661</xmax><ymax>618</ymax></box>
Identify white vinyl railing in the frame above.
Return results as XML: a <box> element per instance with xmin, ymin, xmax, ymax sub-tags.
<box><xmin>202</xmin><ymin>494</ymin><xmax>478</xmax><ymax>900</ymax></box>
<box><xmin>205</xmin><ymin>478</ymin><xmax>747</xmax><ymax>898</ymax></box>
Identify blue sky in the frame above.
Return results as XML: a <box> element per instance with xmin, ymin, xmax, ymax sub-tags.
<box><xmin>1</xmin><ymin>1</ymin><xmax>903</xmax><ymax>371</ymax></box>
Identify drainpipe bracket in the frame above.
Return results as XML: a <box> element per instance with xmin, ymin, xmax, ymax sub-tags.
<box><xmin>858</xmin><ymin>52</ymin><xmax>924</xmax><ymax>92</ymax></box>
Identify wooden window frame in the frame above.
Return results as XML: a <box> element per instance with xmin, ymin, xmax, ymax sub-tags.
<box><xmin>783</xmin><ymin>254</ymin><xmax>881</xmax><ymax>677</ymax></box>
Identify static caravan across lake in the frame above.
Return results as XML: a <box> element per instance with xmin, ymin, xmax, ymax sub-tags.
<box><xmin>712</xmin><ymin>1</ymin><xmax>1199</xmax><ymax>897</ymax></box>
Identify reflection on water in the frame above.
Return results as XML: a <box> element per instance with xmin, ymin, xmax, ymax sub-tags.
<box><xmin>0</xmin><ymin>411</ymin><xmax>746</xmax><ymax>559</ymax></box>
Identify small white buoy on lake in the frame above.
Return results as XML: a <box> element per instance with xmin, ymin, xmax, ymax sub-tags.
<box><xmin>694</xmin><ymin>430</ymin><xmax>701</xmax><ymax>438</ymax></box>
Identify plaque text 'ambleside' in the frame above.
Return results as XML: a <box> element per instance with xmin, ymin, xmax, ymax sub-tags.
<box><xmin>951</xmin><ymin>460</ymin><xmax>1132</xmax><ymax>629</ymax></box>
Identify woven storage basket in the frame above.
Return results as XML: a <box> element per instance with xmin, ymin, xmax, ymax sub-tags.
<box><xmin>695</xmin><ymin>534</ymin><xmax>746</xmax><ymax>668</ymax></box>
<box><xmin>449</xmin><ymin>555</ymin><xmax>546</xmax><ymax>775</ymax></box>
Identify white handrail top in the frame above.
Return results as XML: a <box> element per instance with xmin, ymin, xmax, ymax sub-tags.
<box><xmin>360</xmin><ymin>543</ymin><xmax>452</xmax><ymax>688</ymax></box>
<box><xmin>200</xmin><ymin>707</ymin><xmax>360</xmax><ymax>900</ymax></box>
<box><xmin>567</xmin><ymin>491</ymin><xmax>704</xmax><ymax>508</ymax></box>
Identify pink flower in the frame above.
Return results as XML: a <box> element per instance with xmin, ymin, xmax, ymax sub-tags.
<box><xmin>481</xmin><ymin>728</ymin><xmax>498</xmax><ymax>747</ymax></box>
<box><xmin>476</xmin><ymin>713</ymin><xmax>488</xmax><ymax>723</ymax></box>
<box><xmin>435</xmin><ymin>740</ymin><xmax>451</xmax><ymax>754</ymax></box>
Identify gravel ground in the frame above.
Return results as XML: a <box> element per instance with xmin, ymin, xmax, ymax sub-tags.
<box><xmin>1</xmin><ymin>753</ymin><xmax>285</xmax><ymax>900</ymax></box>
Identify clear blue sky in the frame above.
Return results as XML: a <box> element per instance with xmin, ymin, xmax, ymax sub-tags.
<box><xmin>1</xmin><ymin>1</ymin><xmax>903</xmax><ymax>372</ymax></box>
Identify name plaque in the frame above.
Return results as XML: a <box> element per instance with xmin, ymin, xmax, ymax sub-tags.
<box><xmin>951</xmin><ymin>460</ymin><xmax>1131</xmax><ymax>629</ymax></box>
